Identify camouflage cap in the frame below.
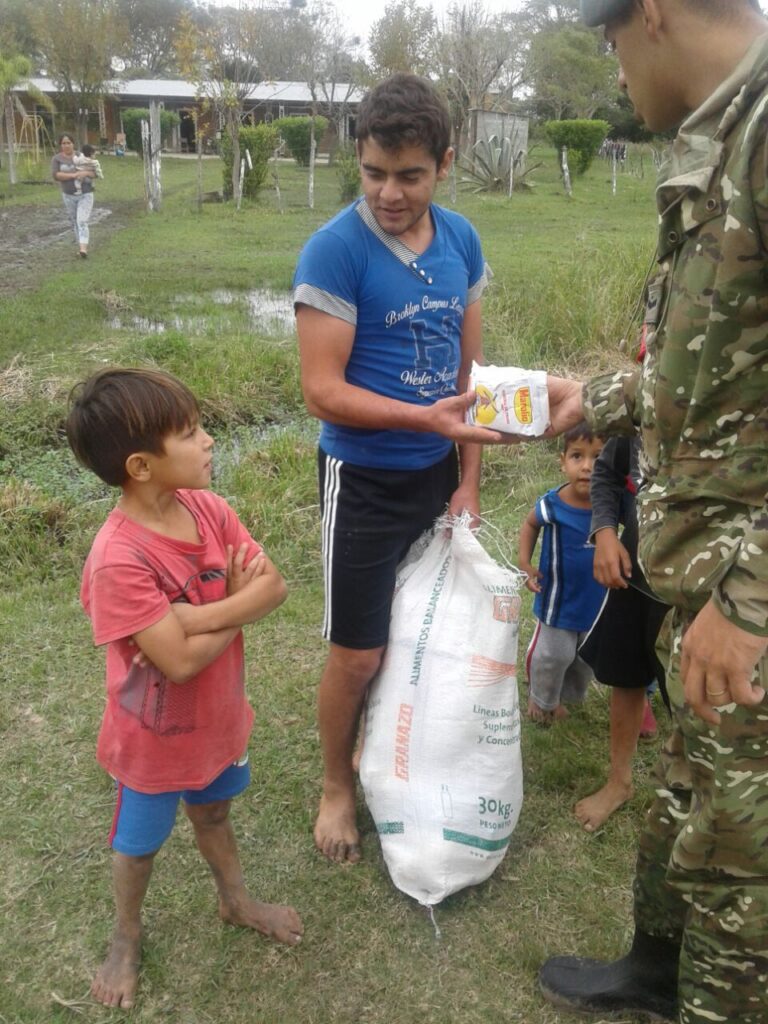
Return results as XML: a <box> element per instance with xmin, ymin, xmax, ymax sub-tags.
<box><xmin>580</xmin><ymin>0</ymin><xmax>635</xmax><ymax>26</ymax></box>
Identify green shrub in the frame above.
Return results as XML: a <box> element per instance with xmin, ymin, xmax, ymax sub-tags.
<box><xmin>121</xmin><ymin>108</ymin><xmax>181</xmax><ymax>154</ymax></box>
<box><xmin>335</xmin><ymin>141</ymin><xmax>360</xmax><ymax>202</ymax></box>
<box><xmin>274</xmin><ymin>115</ymin><xmax>329</xmax><ymax>166</ymax></box>
<box><xmin>544</xmin><ymin>119</ymin><xmax>610</xmax><ymax>175</ymax></box>
<box><xmin>220</xmin><ymin>123</ymin><xmax>280</xmax><ymax>199</ymax></box>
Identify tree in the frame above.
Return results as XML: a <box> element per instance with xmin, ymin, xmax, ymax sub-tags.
<box><xmin>0</xmin><ymin>52</ymin><xmax>29</xmax><ymax>180</ymax></box>
<box><xmin>285</xmin><ymin>2</ymin><xmax>364</xmax><ymax>206</ymax></box>
<box><xmin>527</xmin><ymin>24</ymin><xmax>617</xmax><ymax>120</ymax></box>
<box><xmin>545</xmin><ymin>117</ymin><xmax>610</xmax><ymax>174</ymax></box>
<box><xmin>435</xmin><ymin>2</ymin><xmax>523</xmax><ymax>151</ymax></box>
<box><xmin>0</xmin><ymin>0</ymin><xmax>42</xmax><ymax>66</ymax></box>
<box><xmin>518</xmin><ymin>0</ymin><xmax>580</xmax><ymax>31</ymax></box>
<box><xmin>121</xmin><ymin>106</ymin><xmax>180</xmax><ymax>152</ymax></box>
<box><xmin>175</xmin><ymin>5</ymin><xmax>262</xmax><ymax>203</ymax></box>
<box><xmin>368</xmin><ymin>0</ymin><xmax>436</xmax><ymax>79</ymax></box>
<box><xmin>300</xmin><ymin>5</ymin><xmax>365</xmax><ymax>154</ymax></box>
<box><xmin>32</xmin><ymin>0</ymin><xmax>127</xmax><ymax>142</ymax></box>
<box><xmin>115</xmin><ymin>0</ymin><xmax>193</xmax><ymax>78</ymax></box>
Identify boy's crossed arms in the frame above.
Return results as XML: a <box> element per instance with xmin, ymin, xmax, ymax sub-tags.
<box><xmin>132</xmin><ymin>543</ymin><xmax>287</xmax><ymax>682</ymax></box>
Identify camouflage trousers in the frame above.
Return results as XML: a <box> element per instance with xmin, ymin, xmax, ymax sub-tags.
<box><xmin>633</xmin><ymin>610</ymin><xmax>768</xmax><ymax>1024</ymax></box>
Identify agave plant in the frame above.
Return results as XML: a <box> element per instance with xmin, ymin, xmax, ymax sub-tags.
<box><xmin>459</xmin><ymin>132</ymin><xmax>541</xmax><ymax>195</ymax></box>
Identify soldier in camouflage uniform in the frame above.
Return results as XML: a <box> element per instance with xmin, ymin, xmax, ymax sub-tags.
<box><xmin>537</xmin><ymin>1</ymin><xmax>768</xmax><ymax>1022</ymax></box>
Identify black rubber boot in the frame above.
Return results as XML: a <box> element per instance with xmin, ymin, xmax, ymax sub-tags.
<box><xmin>538</xmin><ymin>929</ymin><xmax>679</xmax><ymax>1021</ymax></box>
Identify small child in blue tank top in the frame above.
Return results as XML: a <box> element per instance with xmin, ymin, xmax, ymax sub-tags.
<box><xmin>518</xmin><ymin>423</ymin><xmax>606</xmax><ymax>723</ymax></box>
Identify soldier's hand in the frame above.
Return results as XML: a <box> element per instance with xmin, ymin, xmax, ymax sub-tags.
<box><xmin>542</xmin><ymin>376</ymin><xmax>584</xmax><ymax>438</ymax></box>
<box><xmin>681</xmin><ymin>599</ymin><xmax>767</xmax><ymax>725</ymax></box>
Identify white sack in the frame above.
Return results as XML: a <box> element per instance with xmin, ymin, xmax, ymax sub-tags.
<box><xmin>360</xmin><ymin>517</ymin><xmax>524</xmax><ymax>906</ymax></box>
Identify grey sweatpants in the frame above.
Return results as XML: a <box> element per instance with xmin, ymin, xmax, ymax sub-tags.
<box><xmin>525</xmin><ymin>619</ymin><xmax>592</xmax><ymax>711</ymax></box>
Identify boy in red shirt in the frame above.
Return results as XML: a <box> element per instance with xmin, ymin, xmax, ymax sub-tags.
<box><xmin>66</xmin><ymin>368</ymin><xmax>303</xmax><ymax>1010</ymax></box>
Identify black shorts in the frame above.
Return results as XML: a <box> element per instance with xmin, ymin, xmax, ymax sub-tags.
<box><xmin>318</xmin><ymin>446</ymin><xmax>459</xmax><ymax>649</ymax></box>
<box><xmin>579</xmin><ymin>584</ymin><xmax>669</xmax><ymax>690</ymax></box>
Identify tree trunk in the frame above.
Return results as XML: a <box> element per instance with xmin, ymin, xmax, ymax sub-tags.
<box><xmin>229</xmin><ymin>110</ymin><xmax>240</xmax><ymax>204</ymax></box>
<box><xmin>149</xmin><ymin>99</ymin><xmax>162</xmax><ymax>211</ymax></box>
<box><xmin>77</xmin><ymin>108</ymin><xmax>89</xmax><ymax>147</ymax></box>
<box><xmin>308</xmin><ymin>118</ymin><xmax>316</xmax><ymax>210</ymax></box>
<box><xmin>0</xmin><ymin>94</ymin><xmax>5</xmax><ymax>171</ymax></box>
<box><xmin>5</xmin><ymin>97</ymin><xmax>17</xmax><ymax>185</ymax></box>
<box><xmin>196</xmin><ymin>122</ymin><xmax>204</xmax><ymax>211</ymax></box>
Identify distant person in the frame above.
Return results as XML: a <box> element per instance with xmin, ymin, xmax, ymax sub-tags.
<box><xmin>51</xmin><ymin>134</ymin><xmax>97</xmax><ymax>258</ymax></box>
<box><xmin>66</xmin><ymin>368</ymin><xmax>303</xmax><ymax>1009</ymax></box>
<box><xmin>293</xmin><ymin>72</ymin><xmax>500</xmax><ymax>864</ymax></box>
<box><xmin>518</xmin><ymin>423</ymin><xmax>606</xmax><ymax>723</ymax></box>
<box><xmin>575</xmin><ymin>435</ymin><xmax>670</xmax><ymax>832</ymax></box>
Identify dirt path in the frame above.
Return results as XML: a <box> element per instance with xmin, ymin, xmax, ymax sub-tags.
<box><xmin>0</xmin><ymin>197</ymin><xmax>134</xmax><ymax>297</ymax></box>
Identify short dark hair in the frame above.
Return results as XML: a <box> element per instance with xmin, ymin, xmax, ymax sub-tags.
<box><xmin>562</xmin><ymin>421</ymin><xmax>601</xmax><ymax>452</ymax></box>
<box><xmin>80</xmin><ymin>143</ymin><xmax>95</xmax><ymax>157</ymax></box>
<box><xmin>591</xmin><ymin>0</ymin><xmax>759</xmax><ymax>29</ymax></box>
<box><xmin>679</xmin><ymin>0</ymin><xmax>760</xmax><ymax>17</ymax></box>
<box><xmin>356</xmin><ymin>73</ymin><xmax>452</xmax><ymax>166</ymax></box>
<box><xmin>58</xmin><ymin>133</ymin><xmax>75</xmax><ymax>146</ymax></box>
<box><xmin>66</xmin><ymin>368</ymin><xmax>200</xmax><ymax>486</ymax></box>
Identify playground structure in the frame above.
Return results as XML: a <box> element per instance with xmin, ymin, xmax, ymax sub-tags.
<box><xmin>3</xmin><ymin>94</ymin><xmax>57</xmax><ymax>181</ymax></box>
<box><xmin>16</xmin><ymin>111</ymin><xmax>55</xmax><ymax>168</ymax></box>
<box><xmin>2</xmin><ymin>96</ymin><xmax>111</xmax><ymax>183</ymax></box>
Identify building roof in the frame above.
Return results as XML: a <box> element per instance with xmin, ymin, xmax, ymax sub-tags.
<box><xmin>19</xmin><ymin>77</ymin><xmax>363</xmax><ymax>105</ymax></box>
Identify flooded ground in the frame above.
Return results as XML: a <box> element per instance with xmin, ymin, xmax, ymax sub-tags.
<box><xmin>0</xmin><ymin>199</ymin><xmax>294</xmax><ymax>341</ymax></box>
<box><xmin>0</xmin><ymin>198</ymin><xmax>127</xmax><ymax>297</ymax></box>
<box><xmin>108</xmin><ymin>288</ymin><xmax>295</xmax><ymax>337</ymax></box>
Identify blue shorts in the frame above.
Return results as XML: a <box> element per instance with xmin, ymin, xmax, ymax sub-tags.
<box><xmin>108</xmin><ymin>755</ymin><xmax>251</xmax><ymax>856</ymax></box>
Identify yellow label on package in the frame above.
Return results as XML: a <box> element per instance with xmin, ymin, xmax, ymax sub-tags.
<box><xmin>466</xmin><ymin>363</ymin><xmax>550</xmax><ymax>436</ymax></box>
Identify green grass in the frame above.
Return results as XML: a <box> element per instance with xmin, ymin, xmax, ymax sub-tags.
<box><xmin>0</xmin><ymin>150</ymin><xmax>666</xmax><ymax>1024</ymax></box>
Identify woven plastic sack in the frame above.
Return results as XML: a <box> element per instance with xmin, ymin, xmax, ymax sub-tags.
<box><xmin>360</xmin><ymin>516</ymin><xmax>524</xmax><ymax>906</ymax></box>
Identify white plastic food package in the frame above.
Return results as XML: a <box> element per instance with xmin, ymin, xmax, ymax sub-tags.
<box><xmin>360</xmin><ymin>516</ymin><xmax>525</xmax><ymax>906</ymax></box>
<box><xmin>466</xmin><ymin>361</ymin><xmax>550</xmax><ymax>436</ymax></box>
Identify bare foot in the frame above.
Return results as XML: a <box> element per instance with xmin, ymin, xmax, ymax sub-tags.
<box><xmin>527</xmin><ymin>696</ymin><xmax>552</xmax><ymax>723</ymax></box>
<box><xmin>314</xmin><ymin>791</ymin><xmax>361</xmax><ymax>864</ymax></box>
<box><xmin>574</xmin><ymin>779</ymin><xmax>634</xmax><ymax>832</ymax></box>
<box><xmin>91</xmin><ymin>929</ymin><xmax>141</xmax><ymax>1009</ymax></box>
<box><xmin>220</xmin><ymin>898</ymin><xmax>303</xmax><ymax>945</ymax></box>
<box><xmin>552</xmin><ymin>704</ymin><xmax>570</xmax><ymax>721</ymax></box>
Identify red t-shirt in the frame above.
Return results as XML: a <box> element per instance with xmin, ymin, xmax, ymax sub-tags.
<box><xmin>81</xmin><ymin>489</ymin><xmax>259</xmax><ymax>794</ymax></box>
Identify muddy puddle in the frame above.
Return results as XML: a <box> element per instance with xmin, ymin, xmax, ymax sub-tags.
<box><xmin>0</xmin><ymin>202</ymin><xmax>118</xmax><ymax>295</ymax></box>
<box><xmin>107</xmin><ymin>289</ymin><xmax>295</xmax><ymax>337</ymax></box>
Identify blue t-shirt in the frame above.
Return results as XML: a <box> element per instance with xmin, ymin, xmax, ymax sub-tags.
<box><xmin>292</xmin><ymin>198</ymin><xmax>488</xmax><ymax>470</ymax></box>
<box><xmin>532</xmin><ymin>486</ymin><xmax>606</xmax><ymax>632</ymax></box>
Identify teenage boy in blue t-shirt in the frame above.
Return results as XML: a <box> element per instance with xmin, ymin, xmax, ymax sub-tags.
<box><xmin>293</xmin><ymin>72</ymin><xmax>501</xmax><ymax>864</ymax></box>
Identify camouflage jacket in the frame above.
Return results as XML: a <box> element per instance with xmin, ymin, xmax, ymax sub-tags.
<box><xmin>584</xmin><ymin>34</ymin><xmax>768</xmax><ymax>637</ymax></box>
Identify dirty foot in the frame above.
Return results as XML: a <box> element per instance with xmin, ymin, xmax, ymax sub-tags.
<box><xmin>574</xmin><ymin>780</ymin><xmax>634</xmax><ymax>832</ymax></box>
<box><xmin>221</xmin><ymin>898</ymin><xmax>303</xmax><ymax>945</ymax></box>
<box><xmin>527</xmin><ymin>697</ymin><xmax>553</xmax><ymax>724</ymax></box>
<box><xmin>91</xmin><ymin>929</ymin><xmax>141</xmax><ymax>1009</ymax></box>
<box><xmin>314</xmin><ymin>791</ymin><xmax>361</xmax><ymax>864</ymax></box>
